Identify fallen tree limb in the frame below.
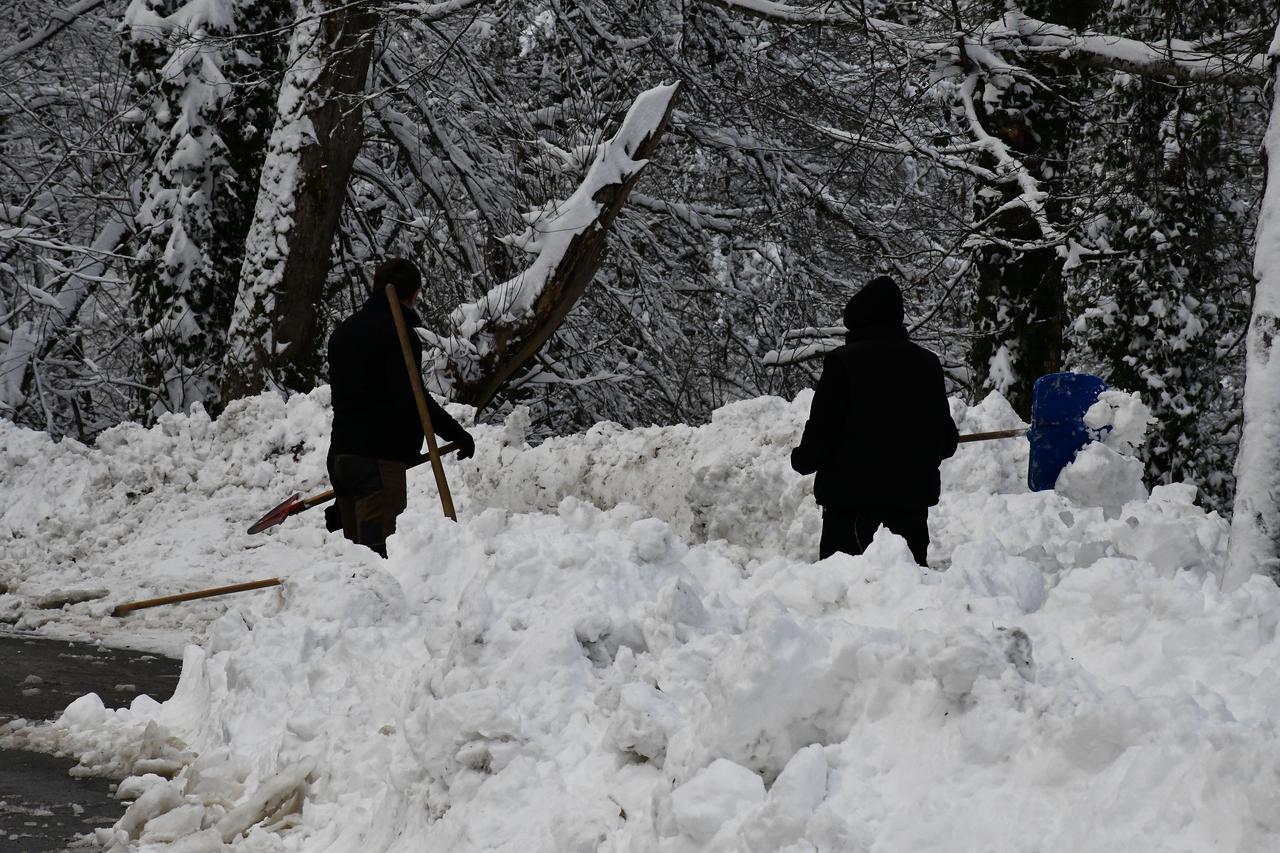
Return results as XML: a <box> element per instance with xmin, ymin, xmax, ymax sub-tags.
<box><xmin>430</xmin><ymin>81</ymin><xmax>683</xmax><ymax>411</ymax></box>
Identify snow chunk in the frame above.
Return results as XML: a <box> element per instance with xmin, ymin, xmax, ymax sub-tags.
<box><xmin>670</xmin><ymin>759</ymin><xmax>766</xmax><ymax>842</ymax></box>
<box><xmin>745</xmin><ymin>744</ymin><xmax>828</xmax><ymax>848</ymax></box>
<box><xmin>117</xmin><ymin>781</ymin><xmax>185</xmax><ymax>839</ymax></box>
<box><xmin>1056</xmin><ymin>443</ymin><xmax>1148</xmax><ymax>508</ymax></box>
<box><xmin>945</xmin><ymin>540</ymin><xmax>1047</xmax><ymax>614</ymax></box>
<box><xmin>607</xmin><ymin>681</ymin><xmax>682</xmax><ymax>762</ymax></box>
<box><xmin>35</xmin><ymin>587</ymin><xmax>109</xmax><ymax>609</ymax></box>
<box><xmin>1083</xmin><ymin>388</ymin><xmax>1154</xmax><ymax>452</ymax></box>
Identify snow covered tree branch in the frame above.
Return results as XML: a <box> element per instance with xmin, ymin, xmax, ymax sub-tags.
<box><xmin>1001</xmin><ymin>11</ymin><xmax>1267</xmax><ymax>86</ymax></box>
<box><xmin>0</xmin><ymin>0</ymin><xmax>109</xmax><ymax>66</ymax></box>
<box><xmin>709</xmin><ymin>2</ymin><xmax>1267</xmax><ymax>85</ymax></box>
<box><xmin>0</xmin><ymin>219</ymin><xmax>129</xmax><ymax>419</ymax></box>
<box><xmin>427</xmin><ymin>82</ymin><xmax>682</xmax><ymax>411</ymax></box>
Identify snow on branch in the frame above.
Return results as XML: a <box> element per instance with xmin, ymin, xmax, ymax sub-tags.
<box><xmin>0</xmin><ymin>0</ymin><xmax>107</xmax><ymax>66</ymax></box>
<box><xmin>0</xmin><ymin>218</ymin><xmax>129</xmax><ymax>415</ymax></box>
<box><xmin>762</xmin><ymin>339</ymin><xmax>841</xmax><ymax>367</ymax></box>
<box><xmin>428</xmin><ymin>82</ymin><xmax>682</xmax><ymax>410</ymax></box>
<box><xmin>813</xmin><ymin>124</ymin><xmax>999</xmax><ymax>183</ymax></box>
<box><xmin>391</xmin><ymin>0</ymin><xmax>488</xmax><ymax>22</ymax></box>
<box><xmin>0</xmin><ymin>205</ymin><xmax>51</xmax><ymax>229</ymax></box>
<box><xmin>711</xmin><ymin>2</ymin><xmax>1266</xmax><ymax>86</ymax></box>
<box><xmin>705</xmin><ymin>0</ymin><xmax>931</xmax><ymax>54</ymax></box>
<box><xmin>704</xmin><ymin>0</ymin><xmax>858</xmax><ymax>26</ymax></box>
<box><xmin>629</xmin><ymin>193</ymin><xmax>764</xmax><ymax>234</ymax></box>
<box><xmin>1001</xmin><ymin>12</ymin><xmax>1266</xmax><ymax>86</ymax></box>
<box><xmin>956</xmin><ymin>73</ymin><xmax>1062</xmax><ymax>248</ymax></box>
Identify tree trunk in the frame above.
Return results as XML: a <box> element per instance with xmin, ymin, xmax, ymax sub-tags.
<box><xmin>966</xmin><ymin>0</ymin><xmax>1098</xmax><ymax>418</ymax></box>
<box><xmin>969</xmin><ymin>231</ymin><xmax>1065</xmax><ymax>418</ymax></box>
<box><xmin>220</xmin><ymin>0</ymin><xmax>379</xmax><ymax>402</ymax></box>
<box><xmin>1224</xmin><ymin>25</ymin><xmax>1280</xmax><ymax>590</ymax></box>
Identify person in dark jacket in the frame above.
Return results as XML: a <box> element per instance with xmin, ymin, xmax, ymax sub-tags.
<box><xmin>327</xmin><ymin>258</ymin><xmax>475</xmax><ymax>557</ymax></box>
<box><xmin>791</xmin><ymin>275</ymin><xmax>958</xmax><ymax>565</ymax></box>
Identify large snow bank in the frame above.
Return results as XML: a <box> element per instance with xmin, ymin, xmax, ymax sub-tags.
<box><xmin>3</xmin><ymin>386</ymin><xmax>1276</xmax><ymax>852</ymax></box>
<box><xmin>0</xmin><ymin>391</ymin><xmax>338</xmax><ymax>651</ymax></box>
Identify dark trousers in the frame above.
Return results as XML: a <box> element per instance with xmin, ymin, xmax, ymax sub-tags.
<box><xmin>819</xmin><ymin>506</ymin><xmax>930</xmax><ymax>566</ymax></box>
<box><xmin>327</xmin><ymin>454</ymin><xmax>408</xmax><ymax>558</ymax></box>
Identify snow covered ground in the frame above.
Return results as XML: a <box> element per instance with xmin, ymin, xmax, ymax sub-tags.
<box><xmin>2</xmin><ymin>387</ymin><xmax>1278</xmax><ymax>852</ymax></box>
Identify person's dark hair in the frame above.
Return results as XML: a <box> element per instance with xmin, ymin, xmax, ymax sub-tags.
<box><xmin>373</xmin><ymin>258</ymin><xmax>422</xmax><ymax>301</ymax></box>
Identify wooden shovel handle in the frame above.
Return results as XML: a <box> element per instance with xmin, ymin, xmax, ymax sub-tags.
<box><xmin>958</xmin><ymin>428</ymin><xmax>1029</xmax><ymax>444</ymax></box>
<box><xmin>112</xmin><ymin>578</ymin><xmax>283</xmax><ymax>617</ymax></box>
<box><xmin>386</xmin><ymin>285</ymin><xmax>457</xmax><ymax>521</ymax></box>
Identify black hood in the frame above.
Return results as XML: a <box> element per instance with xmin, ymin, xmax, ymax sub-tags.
<box><xmin>843</xmin><ymin>276</ymin><xmax>904</xmax><ymax>331</ymax></box>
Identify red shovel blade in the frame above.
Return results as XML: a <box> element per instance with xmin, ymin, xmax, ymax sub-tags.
<box><xmin>247</xmin><ymin>493</ymin><xmax>303</xmax><ymax>535</ymax></box>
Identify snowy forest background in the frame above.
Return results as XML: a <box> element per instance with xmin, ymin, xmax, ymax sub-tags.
<box><xmin>0</xmin><ymin>0</ymin><xmax>1271</xmax><ymax>521</ymax></box>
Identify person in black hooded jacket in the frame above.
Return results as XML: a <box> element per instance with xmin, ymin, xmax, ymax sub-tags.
<box><xmin>326</xmin><ymin>258</ymin><xmax>475</xmax><ymax>557</ymax></box>
<box><xmin>790</xmin><ymin>275</ymin><xmax>958</xmax><ymax>565</ymax></box>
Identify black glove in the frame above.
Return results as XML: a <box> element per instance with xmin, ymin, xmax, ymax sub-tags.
<box><xmin>454</xmin><ymin>432</ymin><xmax>476</xmax><ymax>460</ymax></box>
<box><xmin>324</xmin><ymin>503</ymin><xmax>343</xmax><ymax>533</ymax></box>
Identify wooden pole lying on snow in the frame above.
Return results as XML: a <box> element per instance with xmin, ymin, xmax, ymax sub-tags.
<box><xmin>112</xmin><ymin>578</ymin><xmax>283</xmax><ymax>617</ymax></box>
<box><xmin>386</xmin><ymin>284</ymin><xmax>457</xmax><ymax>521</ymax></box>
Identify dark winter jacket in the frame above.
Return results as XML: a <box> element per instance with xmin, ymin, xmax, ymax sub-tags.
<box><xmin>328</xmin><ymin>294</ymin><xmax>471</xmax><ymax>464</ymax></box>
<box><xmin>790</xmin><ymin>278</ymin><xmax>959</xmax><ymax>508</ymax></box>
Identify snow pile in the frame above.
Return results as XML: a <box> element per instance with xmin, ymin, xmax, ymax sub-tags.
<box><xmin>454</xmin><ymin>394</ymin><xmax>812</xmax><ymax>561</ymax></box>
<box><xmin>0</xmin><ymin>390</ymin><xmax>337</xmax><ymax>650</ymax></box>
<box><xmin>454</xmin><ymin>391</ymin><xmax>1031</xmax><ymax>564</ymax></box>
<box><xmin>1049</xmin><ymin>388</ymin><xmax>1156</xmax><ymax>509</ymax></box>
<box><xmin>5</xmin><ymin>384</ymin><xmax>1277</xmax><ymax>852</ymax></box>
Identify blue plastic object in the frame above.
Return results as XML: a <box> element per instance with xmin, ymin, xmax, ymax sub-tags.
<box><xmin>1027</xmin><ymin>372</ymin><xmax>1107</xmax><ymax>491</ymax></box>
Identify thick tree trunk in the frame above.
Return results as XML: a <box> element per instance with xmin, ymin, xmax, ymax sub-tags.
<box><xmin>220</xmin><ymin>0</ymin><xmax>379</xmax><ymax>402</ymax></box>
<box><xmin>1224</xmin><ymin>25</ymin><xmax>1280</xmax><ymax>590</ymax></box>
<box><xmin>966</xmin><ymin>0</ymin><xmax>1095</xmax><ymax>418</ymax></box>
<box><xmin>970</xmin><ymin>235</ymin><xmax>1065</xmax><ymax>418</ymax></box>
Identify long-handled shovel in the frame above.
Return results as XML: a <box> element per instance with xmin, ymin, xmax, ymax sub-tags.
<box><xmin>952</xmin><ymin>372</ymin><xmax>1108</xmax><ymax>491</ymax></box>
<box><xmin>385</xmin><ymin>283</ymin><xmax>458</xmax><ymax>521</ymax></box>
<box><xmin>247</xmin><ymin>443</ymin><xmax>460</xmax><ymax>535</ymax></box>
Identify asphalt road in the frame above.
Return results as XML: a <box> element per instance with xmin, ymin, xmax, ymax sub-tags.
<box><xmin>0</xmin><ymin>633</ymin><xmax>182</xmax><ymax>852</ymax></box>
